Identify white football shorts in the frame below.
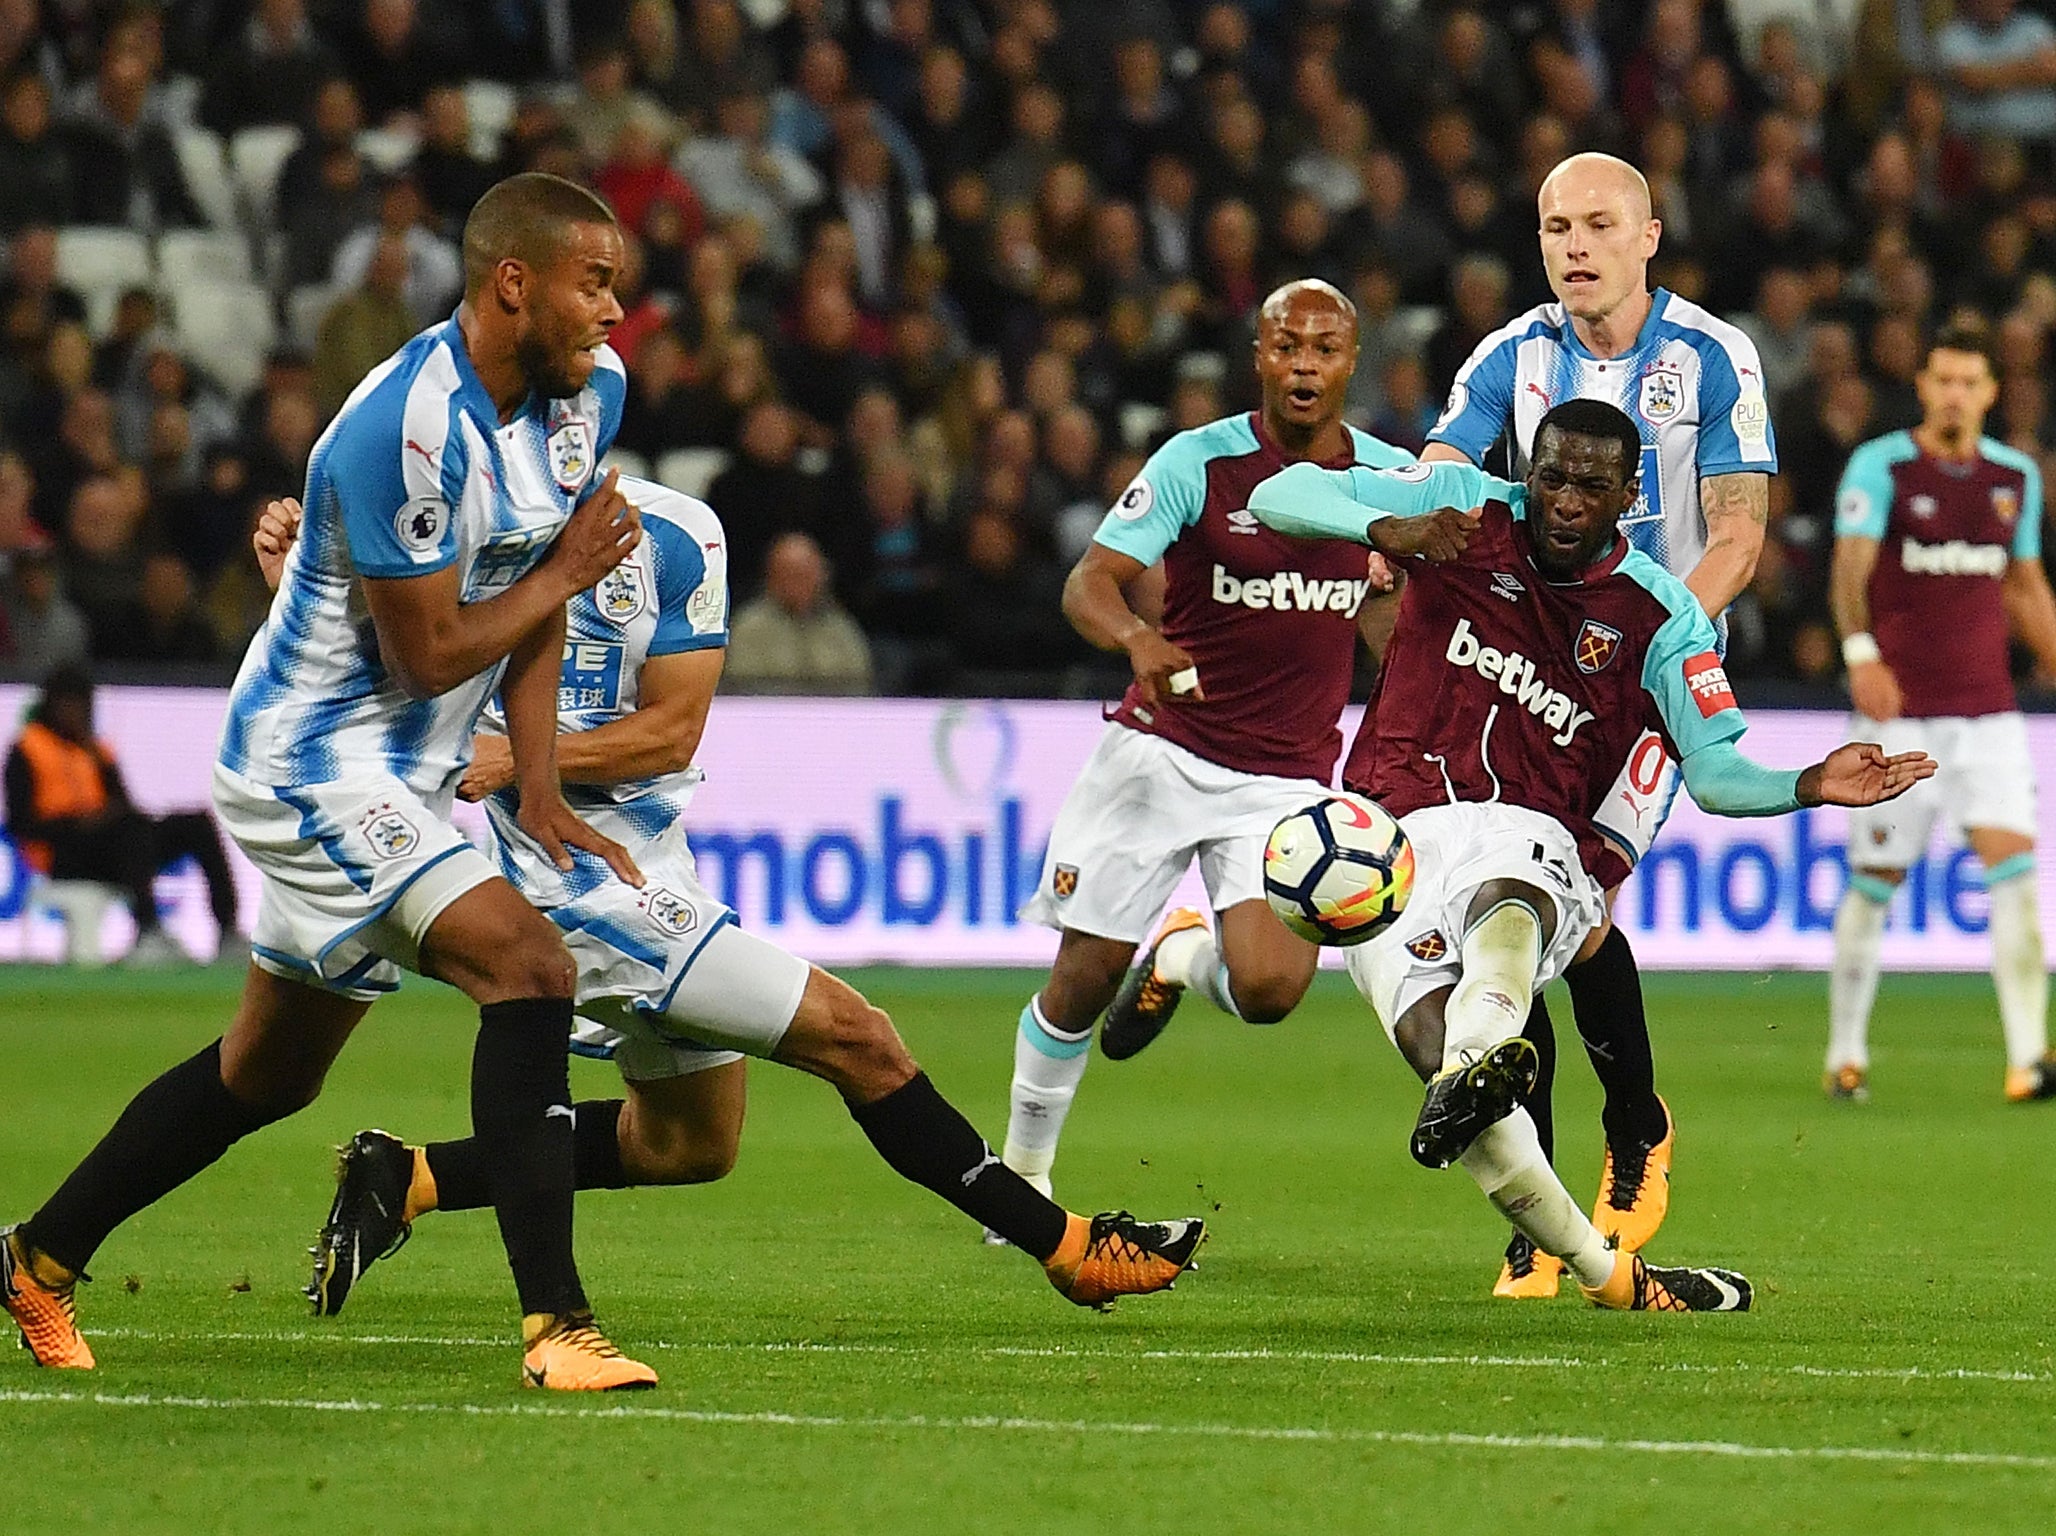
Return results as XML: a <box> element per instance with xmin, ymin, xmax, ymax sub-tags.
<box><xmin>213</xmin><ymin>764</ymin><xmax>498</xmax><ymax>1001</ymax></box>
<box><xmin>1018</xmin><ymin>722</ymin><xmax>1331</xmax><ymax>944</ymax></box>
<box><xmin>1844</xmin><ymin>711</ymin><xmax>2036</xmax><ymax>869</ymax></box>
<box><xmin>1345</xmin><ymin>802</ymin><xmax>1607</xmax><ymax>1043</ymax></box>
<box><xmin>558</xmin><ymin>827</ymin><xmax>811</xmax><ymax>1082</ymax></box>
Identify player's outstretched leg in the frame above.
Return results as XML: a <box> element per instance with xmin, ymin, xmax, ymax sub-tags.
<box><xmin>1985</xmin><ymin>850</ymin><xmax>2056</xmax><ymax>1102</ymax></box>
<box><xmin>1495</xmin><ymin>995</ymin><xmax>1563</xmax><ymax>1298</ymax></box>
<box><xmin>1825</xmin><ymin>870</ymin><xmax>1893</xmax><ymax>1101</ymax></box>
<box><xmin>1562</xmin><ymin>928</ymin><xmax>1673</xmax><ymax>1250</ymax></box>
<box><xmin>999</xmin><ymin>930</ymin><xmax>1135</xmax><ymax>1205</ymax></box>
<box><xmin>1410</xmin><ymin>899</ymin><xmax>1543</xmax><ymax>1169</ymax></box>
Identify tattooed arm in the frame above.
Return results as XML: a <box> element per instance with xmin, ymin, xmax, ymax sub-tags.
<box><xmin>1686</xmin><ymin>471</ymin><xmax>1769</xmax><ymax>619</ymax></box>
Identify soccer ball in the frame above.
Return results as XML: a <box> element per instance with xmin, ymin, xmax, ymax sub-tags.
<box><xmin>1263</xmin><ymin>793</ymin><xmax>1414</xmax><ymax>946</ymax></box>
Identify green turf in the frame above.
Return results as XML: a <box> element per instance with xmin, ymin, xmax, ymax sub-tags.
<box><xmin>3</xmin><ymin>964</ymin><xmax>2054</xmax><ymax>1532</ymax></box>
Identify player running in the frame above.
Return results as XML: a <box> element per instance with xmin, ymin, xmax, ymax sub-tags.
<box><xmin>1419</xmin><ymin>152</ymin><xmax>1777</xmax><ymax>1296</ymax></box>
<box><xmin>1825</xmin><ymin>324</ymin><xmax>2056</xmax><ymax>1103</ymax></box>
<box><xmin>2</xmin><ymin>175</ymin><xmax>662</xmax><ymax>1389</ymax></box>
<box><xmin>246</xmin><ymin>483</ymin><xmax>1203</xmax><ymax>1319</ymax></box>
<box><xmin>1247</xmin><ymin>400</ymin><xmax>1930</xmax><ymax>1310</ymax></box>
<box><xmin>994</xmin><ymin>279</ymin><xmax>1422</xmax><ymax>1207</ymax></box>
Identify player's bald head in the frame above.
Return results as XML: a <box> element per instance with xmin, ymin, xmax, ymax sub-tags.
<box><xmin>1259</xmin><ymin>278</ymin><xmax>1358</xmax><ymax>341</ymax></box>
<box><xmin>462</xmin><ymin>172</ymin><xmax>619</xmax><ymax>297</ymax></box>
<box><xmin>1538</xmin><ymin>153</ymin><xmax>1652</xmax><ymax>225</ymax></box>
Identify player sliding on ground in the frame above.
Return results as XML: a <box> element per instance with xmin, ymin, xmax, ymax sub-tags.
<box><xmin>995</xmin><ymin>278</ymin><xmax>1416</xmax><ymax>1211</ymax></box>
<box><xmin>1246</xmin><ymin>399</ymin><xmax>1932</xmax><ymax>1309</ymax></box>
<box><xmin>247</xmin><ymin>484</ymin><xmax>1204</xmax><ymax>1325</ymax></box>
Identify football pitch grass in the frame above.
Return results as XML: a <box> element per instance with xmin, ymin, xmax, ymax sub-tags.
<box><xmin>3</xmin><ymin>964</ymin><xmax>2053</xmax><ymax>1532</ymax></box>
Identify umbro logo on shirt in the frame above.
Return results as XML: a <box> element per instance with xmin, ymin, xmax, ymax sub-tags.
<box><xmin>1226</xmin><ymin>508</ymin><xmax>1261</xmax><ymax>535</ymax></box>
<box><xmin>1490</xmin><ymin>572</ymin><xmax>1526</xmax><ymax>603</ymax></box>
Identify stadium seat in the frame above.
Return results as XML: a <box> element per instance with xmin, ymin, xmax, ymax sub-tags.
<box><xmin>283</xmin><ymin>282</ymin><xmax>340</xmax><ymax>353</ymax></box>
<box><xmin>1118</xmin><ymin>401</ymin><xmax>1166</xmax><ymax>450</ymax></box>
<box><xmin>655</xmin><ymin>447</ymin><xmax>731</xmax><ymax>499</ymax></box>
<box><xmin>356</xmin><ymin>126</ymin><xmax>419</xmax><ymax>175</ymax></box>
<box><xmin>228</xmin><ymin>123</ymin><xmax>301</xmax><ymax>231</ymax></box>
<box><xmin>33</xmin><ymin>879</ymin><xmax>119</xmax><ymax>967</ymax></box>
<box><xmin>462</xmin><ymin>78</ymin><xmax>517</xmax><ymax>160</ymax></box>
<box><xmin>173</xmin><ymin>126</ymin><xmax>238</xmax><ymax>229</ymax></box>
<box><xmin>53</xmin><ymin>227</ymin><xmax>152</xmax><ymax>335</ymax></box>
<box><xmin>157</xmin><ymin>229</ymin><xmax>254</xmax><ymax>291</ymax></box>
<box><xmin>602</xmin><ymin>447</ymin><xmax>650</xmax><ymax>480</ymax></box>
<box><xmin>170</xmin><ymin>279</ymin><xmax>277</xmax><ymax>397</ymax></box>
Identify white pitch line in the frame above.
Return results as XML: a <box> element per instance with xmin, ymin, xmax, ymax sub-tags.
<box><xmin>1</xmin><ymin>1386</ymin><xmax>2051</xmax><ymax>1471</ymax></box>
<box><xmin>77</xmin><ymin>1327</ymin><xmax>2056</xmax><ymax>1386</ymax></box>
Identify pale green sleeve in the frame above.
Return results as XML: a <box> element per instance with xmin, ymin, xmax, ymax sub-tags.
<box><xmin>1246</xmin><ymin>460</ymin><xmax>1518</xmax><ymax>543</ymax></box>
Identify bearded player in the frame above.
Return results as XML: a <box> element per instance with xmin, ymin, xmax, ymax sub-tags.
<box><xmin>1420</xmin><ymin>153</ymin><xmax>1777</xmax><ymax>1295</ymax></box>
<box><xmin>240</xmin><ymin>485</ymin><xmax>1204</xmax><ymax>1318</ymax></box>
<box><xmin>1247</xmin><ymin>399</ymin><xmax>1929</xmax><ymax>1310</ymax></box>
<box><xmin>994</xmin><ymin>279</ymin><xmax>1430</xmax><ymax>1208</ymax></box>
<box><xmin>1825</xmin><ymin>324</ymin><xmax>2056</xmax><ymax>1103</ymax></box>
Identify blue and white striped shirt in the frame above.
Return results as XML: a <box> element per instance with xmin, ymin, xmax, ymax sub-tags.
<box><xmin>218</xmin><ymin>316</ymin><xmax>626</xmax><ymax>798</ymax></box>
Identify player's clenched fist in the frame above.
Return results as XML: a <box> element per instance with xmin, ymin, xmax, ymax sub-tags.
<box><xmin>1126</xmin><ymin>624</ymin><xmax>1203</xmax><ymax>706</ymax></box>
<box><xmin>1368</xmin><ymin>506</ymin><xmax>1481</xmax><ymax>563</ymax></box>
<box><xmin>253</xmin><ymin>497</ymin><xmax>303</xmax><ymax>591</ymax></box>
<box><xmin>549</xmin><ymin>466</ymin><xmax>642</xmax><ymax>588</ymax></box>
<box><xmin>1799</xmin><ymin>743</ymin><xmax>1936</xmax><ymax>808</ymax></box>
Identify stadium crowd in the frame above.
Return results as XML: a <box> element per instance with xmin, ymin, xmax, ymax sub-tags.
<box><xmin>0</xmin><ymin>0</ymin><xmax>2054</xmax><ymax>698</ymax></box>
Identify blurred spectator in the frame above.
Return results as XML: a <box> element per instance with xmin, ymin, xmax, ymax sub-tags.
<box><xmin>613</xmin><ymin>324</ymin><xmax>696</xmax><ymax>457</ymax></box>
<box><xmin>1935</xmin><ymin>0</ymin><xmax>2056</xmax><ymax>149</ymax></box>
<box><xmin>244</xmin><ymin>386</ymin><xmax>321</xmax><ymax>502</ymax></box>
<box><xmin>203</xmin><ymin>493</ymin><xmax>281</xmax><ymax>657</ymax></box>
<box><xmin>596</xmin><ymin>117</ymin><xmax>704</xmax><ymax>249</ymax></box>
<box><xmin>706</xmin><ymin>398</ymin><xmax>821</xmax><ymax>594</ymax></box>
<box><xmin>4</xmin><ymin>664</ymin><xmax>239</xmax><ymax>963</ymax></box>
<box><xmin>1343</xmin><ymin>153</ymin><xmax>1452</xmax><ymax>304</ymax></box>
<box><xmin>338</xmin><ymin>0</ymin><xmax>464</xmax><ymax>125</ymax></box>
<box><xmin>283</xmin><ymin>141</ymin><xmax>381</xmax><ymax>291</ymax></box>
<box><xmin>1367</xmin><ymin>353</ymin><xmax>1437</xmax><ymax>456</ymax></box>
<box><xmin>3</xmin><ymin>536</ymin><xmax>88</xmax><ymax>673</ymax></box>
<box><xmin>159</xmin><ymin>444</ymin><xmax>256</xmax><ymax>583</ymax></box>
<box><xmin>59</xmin><ymin>473</ymin><xmax>144</xmax><ymax>656</ymax></box>
<box><xmin>725</xmin><ymin>530</ymin><xmax>873</xmax><ymax>695</ymax></box>
<box><xmin>676</xmin><ymin>88</ymin><xmax>823</xmax><ymax>272</ymax></box>
<box><xmin>677</xmin><ymin>329</ymin><xmax>775</xmax><ymax>449</ymax></box>
<box><xmin>202</xmin><ymin>0</ymin><xmax>341</xmax><ymax>135</ymax></box>
<box><xmin>831</xmin><ymin>130</ymin><xmax>912</xmax><ymax>310</ymax></box>
<box><xmin>1140</xmin><ymin>152</ymin><xmax>1199</xmax><ymax>280</ymax></box>
<box><xmin>277</xmin><ymin>77</ymin><xmax>367</xmax><ymax>229</ymax></box>
<box><xmin>412</xmin><ymin>84</ymin><xmax>497</xmax><ymax>236</ymax></box>
<box><xmin>1426</xmin><ymin>252</ymin><xmax>1513</xmax><ymax>400</ymax></box>
<box><xmin>1736</xmin><ymin>266</ymin><xmax>1815</xmax><ymax>409</ymax></box>
<box><xmin>313</xmin><ymin>234</ymin><xmax>420</xmax><ymax>417</ymax></box>
<box><xmin>906</xmin><ymin>44</ymin><xmax>984</xmax><ymax>192</ymax></box>
<box><xmin>0</xmin><ymin>70</ymin><xmax>72</xmax><ymax>233</ymax></box>
<box><xmin>844</xmin><ymin>447</ymin><xmax>942</xmax><ymax>636</ymax></box>
<box><xmin>941</xmin><ymin>508</ymin><xmax>1073</xmax><ymax>679</ymax></box>
<box><xmin>667</xmin><ymin>0</ymin><xmax>777</xmax><ymax>124</ymax></box>
<box><xmin>59</xmin><ymin>15</ymin><xmax>201</xmax><ymax>228</ymax></box>
<box><xmin>775</xmin><ymin>280</ymin><xmax>881</xmax><ymax>442</ymax></box>
<box><xmin>563</xmin><ymin>35</ymin><xmax>674</xmax><ymax>166</ymax></box>
<box><xmin>330</xmin><ymin>175</ymin><xmax>462</xmax><ymax>326</ymax></box>
<box><xmin>115</xmin><ymin>335</ymin><xmax>239</xmax><ymax>477</ymax></box>
<box><xmin>28</xmin><ymin>383</ymin><xmax>118</xmax><ymax>533</ymax></box>
<box><xmin>99</xmin><ymin>550</ymin><xmax>220</xmax><ymax>665</ymax></box>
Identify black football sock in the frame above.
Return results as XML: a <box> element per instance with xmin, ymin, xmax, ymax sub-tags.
<box><xmin>471</xmin><ymin>998</ymin><xmax>586</xmax><ymax>1318</ymax></box>
<box><xmin>21</xmin><ymin>1040</ymin><xmax>286</xmax><ymax>1276</ymax></box>
<box><xmin>848</xmin><ymin>1072</ymin><xmax>1069</xmax><ymax>1261</ymax></box>
<box><xmin>426</xmin><ymin>1099</ymin><xmax>630</xmax><ymax>1212</ymax></box>
<box><xmin>1566</xmin><ymin>927</ymin><xmax>1668</xmax><ymax>1148</ymax></box>
<box><xmin>1520</xmin><ymin>993</ymin><xmax>1558</xmax><ymax>1164</ymax></box>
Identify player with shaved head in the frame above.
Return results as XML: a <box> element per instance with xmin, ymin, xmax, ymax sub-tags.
<box><xmin>990</xmin><ymin>279</ymin><xmax>1445</xmax><ymax>1217</ymax></box>
<box><xmin>1421</xmin><ymin>153</ymin><xmax>1779</xmax><ymax>1297</ymax></box>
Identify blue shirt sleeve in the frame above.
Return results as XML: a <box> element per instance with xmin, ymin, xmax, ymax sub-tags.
<box><xmin>1091</xmin><ymin>431</ymin><xmax>1215</xmax><ymax>564</ymax></box>
<box><xmin>1642</xmin><ymin>601</ymin><xmax>1747</xmax><ymax>757</ymax></box>
<box><xmin>327</xmin><ymin>374</ymin><xmax>464</xmax><ymax>579</ymax></box>
<box><xmin>1692</xmin><ymin>332</ymin><xmax>1777</xmax><ymax>476</ymax></box>
<box><xmin>647</xmin><ymin>515</ymin><xmax>728</xmax><ymax>654</ymax></box>
<box><xmin>590</xmin><ymin>347</ymin><xmax>627</xmax><ymax>461</ymax></box>
<box><xmin>2014</xmin><ymin>458</ymin><xmax>2044</xmax><ymax>561</ymax></box>
<box><xmin>1832</xmin><ymin>440</ymin><xmax>1895</xmax><ymax>541</ymax></box>
<box><xmin>1425</xmin><ymin>331</ymin><xmax>1518</xmax><ymax>464</ymax></box>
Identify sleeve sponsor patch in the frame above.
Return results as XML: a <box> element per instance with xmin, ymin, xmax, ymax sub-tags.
<box><xmin>1683</xmin><ymin>651</ymin><xmax>1736</xmax><ymax>716</ymax></box>
<box><xmin>1834</xmin><ymin>485</ymin><xmax>1872</xmax><ymax>535</ymax></box>
<box><xmin>1112</xmin><ymin>476</ymin><xmax>1156</xmax><ymax>520</ymax></box>
<box><xmin>1732</xmin><ymin>392</ymin><xmax>1771</xmax><ymax>460</ymax></box>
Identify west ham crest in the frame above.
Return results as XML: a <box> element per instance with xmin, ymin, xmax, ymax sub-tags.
<box><xmin>358</xmin><ymin>803</ymin><xmax>420</xmax><ymax>860</ymax></box>
<box><xmin>1575</xmin><ymin>619</ymin><xmax>1622</xmax><ymax>674</ymax></box>
<box><xmin>638</xmin><ymin>886</ymin><xmax>698</xmax><ymax>937</ymax></box>
<box><xmin>547</xmin><ymin>419</ymin><xmax>593</xmax><ymax>490</ymax></box>
<box><xmin>1406</xmin><ymin>930</ymin><xmax>1448</xmax><ymax>962</ymax></box>
<box><xmin>1637</xmin><ymin>362</ymin><xmax>1682</xmax><ymax>424</ymax></box>
<box><xmin>595</xmin><ymin>561</ymin><xmax>649</xmax><ymax>624</ymax></box>
<box><xmin>1052</xmin><ymin>864</ymin><xmax>1079</xmax><ymax>899</ymax></box>
<box><xmin>1993</xmin><ymin>485</ymin><xmax>2022</xmax><ymax>523</ymax></box>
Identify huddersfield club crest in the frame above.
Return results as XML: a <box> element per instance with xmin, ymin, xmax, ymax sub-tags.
<box><xmin>1993</xmin><ymin>485</ymin><xmax>2022</xmax><ymax>523</ymax></box>
<box><xmin>1637</xmin><ymin>361</ymin><xmax>1682</xmax><ymax>424</ymax></box>
<box><xmin>358</xmin><ymin>803</ymin><xmax>420</xmax><ymax>861</ymax></box>
<box><xmin>547</xmin><ymin>418</ymin><xmax>593</xmax><ymax>490</ymax></box>
<box><xmin>638</xmin><ymin>886</ymin><xmax>698</xmax><ymax>938</ymax></box>
<box><xmin>1575</xmin><ymin>619</ymin><xmax>1622</xmax><ymax>674</ymax></box>
<box><xmin>596</xmin><ymin>560</ymin><xmax>649</xmax><ymax>624</ymax></box>
<box><xmin>1406</xmin><ymin>930</ymin><xmax>1448</xmax><ymax>962</ymax></box>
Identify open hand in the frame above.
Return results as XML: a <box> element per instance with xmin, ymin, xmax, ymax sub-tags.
<box><xmin>1368</xmin><ymin>507</ymin><xmax>1481</xmax><ymax>563</ymax></box>
<box><xmin>517</xmin><ymin>788</ymin><xmax>643</xmax><ymax>886</ymax></box>
<box><xmin>1801</xmin><ymin>742</ymin><xmax>1936</xmax><ymax>808</ymax></box>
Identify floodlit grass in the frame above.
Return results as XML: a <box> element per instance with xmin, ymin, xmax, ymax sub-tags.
<box><xmin>3</xmin><ymin>964</ymin><xmax>2052</xmax><ymax>1532</ymax></box>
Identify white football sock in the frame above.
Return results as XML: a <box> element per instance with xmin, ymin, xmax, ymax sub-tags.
<box><xmin>1827</xmin><ymin>879</ymin><xmax>1890</xmax><ymax>1072</ymax></box>
<box><xmin>1155</xmin><ymin>920</ymin><xmax>1243</xmax><ymax>1019</ymax></box>
<box><xmin>1458</xmin><ymin>1107</ymin><xmax>1615</xmax><ymax>1289</ymax></box>
<box><xmin>1988</xmin><ymin>867</ymin><xmax>2048</xmax><ymax>1070</ymax></box>
<box><xmin>1001</xmin><ymin>996</ymin><xmax>1090</xmax><ymax>1187</ymax></box>
<box><xmin>1441</xmin><ymin>899</ymin><xmax>1541</xmax><ymax>1069</ymax></box>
